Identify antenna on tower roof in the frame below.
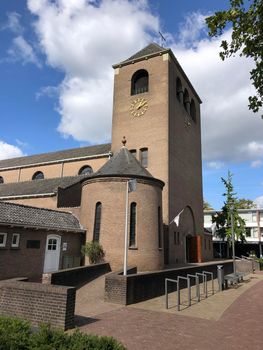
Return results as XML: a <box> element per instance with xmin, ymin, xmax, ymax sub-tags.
<box><xmin>159</xmin><ymin>31</ymin><xmax>166</xmax><ymax>47</ymax></box>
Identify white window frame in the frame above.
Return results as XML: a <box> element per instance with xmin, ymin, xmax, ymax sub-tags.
<box><xmin>11</xmin><ymin>233</ymin><xmax>20</xmax><ymax>248</ymax></box>
<box><xmin>0</xmin><ymin>233</ymin><xmax>7</xmax><ymax>248</ymax></box>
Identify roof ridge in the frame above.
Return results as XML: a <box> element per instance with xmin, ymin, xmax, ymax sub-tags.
<box><xmin>0</xmin><ymin>200</ymin><xmax>74</xmax><ymax>216</ymax></box>
<box><xmin>0</xmin><ymin>143</ymin><xmax>111</xmax><ymax>163</ymax></box>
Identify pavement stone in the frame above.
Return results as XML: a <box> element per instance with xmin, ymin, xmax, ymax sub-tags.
<box><xmin>75</xmin><ymin>272</ymin><xmax>263</xmax><ymax>350</ymax></box>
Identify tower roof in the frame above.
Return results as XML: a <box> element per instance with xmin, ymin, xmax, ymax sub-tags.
<box><xmin>94</xmin><ymin>146</ymin><xmax>153</xmax><ymax>178</ymax></box>
<box><xmin>126</xmin><ymin>43</ymin><xmax>167</xmax><ymax>61</ymax></box>
<box><xmin>113</xmin><ymin>43</ymin><xmax>169</xmax><ymax>67</ymax></box>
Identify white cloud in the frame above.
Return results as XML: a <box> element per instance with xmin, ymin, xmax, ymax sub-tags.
<box><xmin>170</xmin><ymin>12</ymin><xmax>263</xmax><ymax>165</ymax></box>
<box><xmin>1</xmin><ymin>12</ymin><xmax>23</xmax><ymax>33</ymax></box>
<box><xmin>27</xmin><ymin>0</ymin><xmax>159</xmax><ymax>143</ymax></box>
<box><xmin>206</xmin><ymin>161</ymin><xmax>224</xmax><ymax>170</ymax></box>
<box><xmin>36</xmin><ymin>86</ymin><xmax>59</xmax><ymax>100</ymax></box>
<box><xmin>0</xmin><ymin>141</ymin><xmax>24</xmax><ymax>160</ymax></box>
<box><xmin>21</xmin><ymin>4</ymin><xmax>263</xmax><ymax>163</ymax></box>
<box><xmin>251</xmin><ymin>160</ymin><xmax>263</xmax><ymax>168</ymax></box>
<box><xmin>254</xmin><ymin>196</ymin><xmax>263</xmax><ymax>209</ymax></box>
<box><xmin>8</xmin><ymin>35</ymin><xmax>41</xmax><ymax>67</ymax></box>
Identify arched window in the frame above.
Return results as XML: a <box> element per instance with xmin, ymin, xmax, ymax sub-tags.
<box><xmin>183</xmin><ymin>89</ymin><xmax>190</xmax><ymax>114</ymax></box>
<box><xmin>78</xmin><ymin>165</ymin><xmax>93</xmax><ymax>175</ymax></box>
<box><xmin>176</xmin><ymin>78</ymin><xmax>183</xmax><ymax>103</ymax></box>
<box><xmin>93</xmin><ymin>202</ymin><xmax>102</xmax><ymax>242</ymax></box>
<box><xmin>129</xmin><ymin>202</ymin><xmax>137</xmax><ymax>247</ymax></box>
<box><xmin>190</xmin><ymin>99</ymin><xmax>196</xmax><ymax>122</ymax></box>
<box><xmin>131</xmin><ymin>69</ymin><xmax>149</xmax><ymax>95</ymax></box>
<box><xmin>32</xmin><ymin>171</ymin><xmax>44</xmax><ymax>180</ymax></box>
<box><xmin>0</xmin><ymin>176</ymin><xmax>4</xmax><ymax>184</ymax></box>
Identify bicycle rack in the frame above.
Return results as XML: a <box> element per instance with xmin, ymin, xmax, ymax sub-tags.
<box><xmin>202</xmin><ymin>271</ymin><xmax>214</xmax><ymax>295</ymax></box>
<box><xmin>187</xmin><ymin>273</ymin><xmax>200</xmax><ymax>302</ymax></box>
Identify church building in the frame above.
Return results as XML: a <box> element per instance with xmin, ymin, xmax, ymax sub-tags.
<box><xmin>0</xmin><ymin>43</ymin><xmax>212</xmax><ymax>280</ymax></box>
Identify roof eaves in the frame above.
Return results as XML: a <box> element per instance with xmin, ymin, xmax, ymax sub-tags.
<box><xmin>112</xmin><ymin>48</ymin><xmax>170</xmax><ymax>69</ymax></box>
<box><xmin>0</xmin><ymin>221</ymin><xmax>86</xmax><ymax>233</ymax></box>
<box><xmin>0</xmin><ymin>192</ymin><xmax>56</xmax><ymax>200</ymax></box>
<box><xmin>82</xmin><ymin>173</ymin><xmax>165</xmax><ymax>188</ymax></box>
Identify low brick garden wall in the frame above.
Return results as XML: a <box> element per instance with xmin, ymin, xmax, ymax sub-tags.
<box><xmin>105</xmin><ymin>261</ymin><xmax>234</xmax><ymax>305</ymax></box>
<box><xmin>42</xmin><ymin>262</ymin><xmax>111</xmax><ymax>287</ymax></box>
<box><xmin>0</xmin><ymin>280</ymin><xmax>75</xmax><ymax>330</ymax></box>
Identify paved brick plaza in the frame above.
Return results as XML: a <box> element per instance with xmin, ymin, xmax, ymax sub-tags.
<box><xmin>75</xmin><ymin>273</ymin><xmax>263</xmax><ymax>350</ymax></box>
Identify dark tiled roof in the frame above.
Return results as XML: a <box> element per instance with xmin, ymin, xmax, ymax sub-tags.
<box><xmin>126</xmin><ymin>43</ymin><xmax>167</xmax><ymax>61</ymax></box>
<box><xmin>0</xmin><ymin>201</ymin><xmax>83</xmax><ymax>231</ymax></box>
<box><xmin>95</xmin><ymin>147</ymin><xmax>153</xmax><ymax>178</ymax></box>
<box><xmin>0</xmin><ymin>176</ymin><xmax>86</xmax><ymax>198</ymax></box>
<box><xmin>0</xmin><ymin>143</ymin><xmax>111</xmax><ymax>169</ymax></box>
<box><xmin>115</xmin><ymin>43</ymin><xmax>168</xmax><ymax>66</ymax></box>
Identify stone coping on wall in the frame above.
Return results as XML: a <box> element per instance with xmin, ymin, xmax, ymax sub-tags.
<box><xmin>105</xmin><ymin>260</ymin><xmax>235</xmax><ymax>305</ymax></box>
<box><xmin>42</xmin><ymin>262</ymin><xmax>111</xmax><ymax>287</ymax></box>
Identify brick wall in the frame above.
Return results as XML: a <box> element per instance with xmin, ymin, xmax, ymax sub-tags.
<box><xmin>42</xmin><ymin>262</ymin><xmax>111</xmax><ymax>286</ymax></box>
<box><xmin>105</xmin><ymin>261</ymin><xmax>234</xmax><ymax>305</ymax></box>
<box><xmin>0</xmin><ymin>280</ymin><xmax>75</xmax><ymax>330</ymax></box>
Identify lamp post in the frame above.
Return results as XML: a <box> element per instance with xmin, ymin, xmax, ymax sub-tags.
<box><xmin>230</xmin><ymin>204</ymin><xmax>236</xmax><ymax>276</ymax></box>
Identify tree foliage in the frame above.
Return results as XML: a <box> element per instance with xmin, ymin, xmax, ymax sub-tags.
<box><xmin>236</xmin><ymin>197</ymin><xmax>256</xmax><ymax>208</ymax></box>
<box><xmin>206</xmin><ymin>0</ymin><xmax>263</xmax><ymax>117</ymax></box>
<box><xmin>81</xmin><ymin>241</ymin><xmax>105</xmax><ymax>264</ymax></box>
<box><xmin>212</xmin><ymin>171</ymin><xmax>246</xmax><ymax>243</ymax></box>
<box><xmin>203</xmin><ymin>200</ymin><xmax>214</xmax><ymax>210</ymax></box>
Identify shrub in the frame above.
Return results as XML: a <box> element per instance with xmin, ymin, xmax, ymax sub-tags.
<box><xmin>81</xmin><ymin>241</ymin><xmax>105</xmax><ymax>264</ymax></box>
<box><xmin>257</xmin><ymin>258</ymin><xmax>263</xmax><ymax>270</ymax></box>
<box><xmin>0</xmin><ymin>316</ymin><xmax>31</xmax><ymax>350</ymax></box>
<box><xmin>0</xmin><ymin>316</ymin><xmax>126</xmax><ymax>350</ymax></box>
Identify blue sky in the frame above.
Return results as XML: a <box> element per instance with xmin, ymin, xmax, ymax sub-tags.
<box><xmin>0</xmin><ymin>0</ymin><xmax>262</xmax><ymax>209</ymax></box>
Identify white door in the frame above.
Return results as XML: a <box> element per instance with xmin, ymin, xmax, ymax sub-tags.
<box><xmin>43</xmin><ymin>235</ymin><xmax>61</xmax><ymax>273</ymax></box>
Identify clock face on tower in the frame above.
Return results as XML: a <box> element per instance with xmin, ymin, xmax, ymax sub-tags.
<box><xmin>130</xmin><ymin>97</ymin><xmax>148</xmax><ymax>117</ymax></box>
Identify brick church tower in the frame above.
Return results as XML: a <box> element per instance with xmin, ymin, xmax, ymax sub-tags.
<box><xmin>111</xmin><ymin>43</ymin><xmax>206</xmax><ymax>264</ymax></box>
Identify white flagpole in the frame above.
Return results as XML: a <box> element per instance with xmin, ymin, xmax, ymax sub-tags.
<box><xmin>123</xmin><ymin>181</ymin><xmax>129</xmax><ymax>276</ymax></box>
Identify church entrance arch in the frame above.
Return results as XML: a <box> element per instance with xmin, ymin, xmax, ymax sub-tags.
<box><xmin>180</xmin><ymin>206</ymin><xmax>197</xmax><ymax>263</ymax></box>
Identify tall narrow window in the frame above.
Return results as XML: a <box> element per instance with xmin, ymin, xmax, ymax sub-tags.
<box><xmin>0</xmin><ymin>176</ymin><xmax>4</xmax><ymax>184</ymax></box>
<box><xmin>93</xmin><ymin>202</ymin><xmax>102</xmax><ymax>242</ymax></box>
<box><xmin>129</xmin><ymin>202</ymin><xmax>137</xmax><ymax>247</ymax></box>
<box><xmin>176</xmin><ymin>77</ymin><xmax>183</xmax><ymax>103</ymax></box>
<box><xmin>158</xmin><ymin>206</ymin><xmax>162</xmax><ymax>249</ymax></box>
<box><xmin>190</xmin><ymin>99</ymin><xmax>196</xmax><ymax>121</ymax></box>
<box><xmin>140</xmin><ymin>148</ymin><xmax>148</xmax><ymax>168</ymax></box>
<box><xmin>129</xmin><ymin>149</ymin><xmax>137</xmax><ymax>158</ymax></box>
<box><xmin>183</xmin><ymin>89</ymin><xmax>190</xmax><ymax>114</ymax></box>
<box><xmin>32</xmin><ymin>171</ymin><xmax>44</xmax><ymax>180</ymax></box>
<box><xmin>131</xmin><ymin>69</ymin><xmax>149</xmax><ymax>95</ymax></box>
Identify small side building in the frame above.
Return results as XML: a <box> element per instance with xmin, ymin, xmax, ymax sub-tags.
<box><xmin>0</xmin><ymin>201</ymin><xmax>85</xmax><ymax>281</ymax></box>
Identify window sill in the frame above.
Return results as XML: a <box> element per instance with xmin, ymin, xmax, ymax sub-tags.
<box><xmin>129</xmin><ymin>246</ymin><xmax>138</xmax><ymax>250</ymax></box>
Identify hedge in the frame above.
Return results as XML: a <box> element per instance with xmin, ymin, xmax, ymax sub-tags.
<box><xmin>0</xmin><ymin>316</ymin><xmax>126</xmax><ymax>350</ymax></box>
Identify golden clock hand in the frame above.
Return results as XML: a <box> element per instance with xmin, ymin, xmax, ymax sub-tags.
<box><xmin>137</xmin><ymin>100</ymin><xmax>147</xmax><ymax>109</ymax></box>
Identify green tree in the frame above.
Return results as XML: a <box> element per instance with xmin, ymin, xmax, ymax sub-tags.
<box><xmin>203</xmin><ymin>200</ymin><xmax>214</xmax><ymax>210</ymax></box>
<box><xmin>212</xmin><ymin>171</ymin><xmax>246</xmax><ymax>245</ymax></box>
<box><xmin>81</xmin><ymin>241</ymin><xmax>105</xmax><ymax>264</ymax></box>
<box><xmin>236</xmin><ymin>197</ymin><xmax>256</xmax><ymax>209</ymax></box>
<box><xmin>206</xmin><ymin>0</ymin><xmax>263</xmax><ymax>117</ymax></box>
